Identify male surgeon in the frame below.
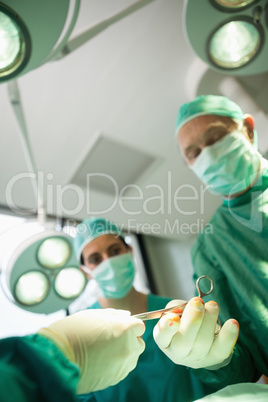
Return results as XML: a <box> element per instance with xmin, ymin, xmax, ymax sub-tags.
<box><xmin>167</xmin><ymin>94</ymin><xmax>268</xmax><ymax>387</ymax></box>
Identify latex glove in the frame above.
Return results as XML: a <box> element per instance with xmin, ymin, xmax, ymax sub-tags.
<box><xmin>38</xmin><ymin>309</ymin><xmax>145</xmax><ymax>394</ymax></box>
<box><xmin>153</xmin><ymin>297</ymin><xmax>239</xmax><ymax>369</ymax></box>
<box><xmin>195</xmin><ymin>383</ymin><xmax>268</xmax><ymax>401</ymax></box>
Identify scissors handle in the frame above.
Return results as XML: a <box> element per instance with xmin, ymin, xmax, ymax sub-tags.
<box><xmin>196</xmin><ymin>275</ymin><xmax>222</xmax><ymax>335</ymax></box>
<box><xmin>196</xmin><ymin>275</ymin><xmax>214</xmax><ymax>299</ymax></box>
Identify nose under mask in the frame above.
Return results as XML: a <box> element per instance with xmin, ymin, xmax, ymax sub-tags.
<box><xmin>190</xmin><ymin>130</ymin><xmax>261</xmax><ymax>197</ymax></box>
<box><xmin>86</xmin><ymin>253</ymin><xmax>135</xmax><ymax>298</ymax></box>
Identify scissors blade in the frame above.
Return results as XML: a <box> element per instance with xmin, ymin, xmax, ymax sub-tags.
<box><xmin>133</xmin><ymin>302</ymin><xmax>187</xmax><ymax>321</ymax></box>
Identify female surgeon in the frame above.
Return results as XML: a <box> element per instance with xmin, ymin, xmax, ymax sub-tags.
<box><xmin>73</xmin><ymin>217</ymin><xmax>239</xmax><ymax>402</ymax></box>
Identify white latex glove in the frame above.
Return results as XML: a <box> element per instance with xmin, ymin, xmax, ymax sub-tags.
<box><xmin>195</xmin><ymin>383</ymin><xmax>268</xmax><ymax>401</ymax></box>
<box><xmin>153</xmin><ymin>297</ymin><xmax>239</xmax><ymax>369</ymax></box>
<box><xmin>38</xmin><ymin>309</ymin><xmax>145</xmax><ymax>394</ymax></box>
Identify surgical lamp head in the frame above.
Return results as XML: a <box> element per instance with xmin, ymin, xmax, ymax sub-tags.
<box><xmin>0</xmin><ymin>221</ymin><xmax>87</xmax><ymax>314</ymax></box>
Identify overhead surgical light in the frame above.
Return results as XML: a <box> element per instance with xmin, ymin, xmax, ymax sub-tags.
<box><xmin>0</xmin><ymin>79</ymin><xmax>89</xmax><ymax>314</ymax></box>
<box><xmin>184</xmin><ymin>0</ymin><xmax>268</xmax><ymax>75</ymax></box>
<box><xmin>55</xmin><ymin>267</ymin><xmax>87</xmax><ymax>299</ymax></box>
<box><xmin>0</xmin><ymin>0</ymin><xmax>156</xmax><ymax>82</ymax></box>
<box><xmin>208</xmin><ymin>17</ymin><xmax>262</xmax><ymax>69</ymax></box>
<box><xmin>15</xmin><ymin>271</ymin><xmax>49</xmax><ymax>306</ymax></box>
<box><xmin>0</xmin><ymin>5</ymin><xmax>30</xmax><ymax>79</ymax></box>
<box><xmin>0</xmin><ymin>0</ymin><xmax>74</xmax><ymax>82</ymax></box>
<box><xmin>0</xmin><ymin>221</ymin><xmax>87</xmax><ymax>313</ymax></box>
<box><xmin>37</xmin><ymin>237</ymin><xmax>71</xmax><ymax>269</ymax></box>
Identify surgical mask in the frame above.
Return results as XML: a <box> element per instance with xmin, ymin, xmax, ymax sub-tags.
<box><xmin>86</xmin><ymin>253</ymin><xmax>135</xmax><ymax>298</ymax></box>
<box><xmin>190</xmin><ymin>130</ymin><xmax>261</xmax><ymax>197</ymax></box>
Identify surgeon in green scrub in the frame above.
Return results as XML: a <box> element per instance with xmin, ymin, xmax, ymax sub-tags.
<box><xmin>74</xmin><ymin>217</ymin><xmax>239</xmax><ymax>402</ymax></box>
<box><xmin>0</xmin><ymin>308</ymin><xmax>145</xmax><ymax>401</ymax></box>
<box><xmin>173</xmin><ymin>94</ymin><xmax>268</xmax><ymax>386</ymax></box>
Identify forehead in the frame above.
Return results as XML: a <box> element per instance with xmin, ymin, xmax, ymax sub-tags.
<box><xmin>177</xmin><ymin>114</ymin><xmax>234</xmax><ymax>146</ymax></box>
<box><xmin>82</xmin><ymin>234</ymin><xmax>123</xmax><ymax>256</ymax></box>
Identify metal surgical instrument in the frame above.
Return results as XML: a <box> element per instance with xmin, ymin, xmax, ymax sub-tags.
<box><xmin>134</xmin><ymin>275</ymin><xmax>222</xmax><ymax>334</ymax></box>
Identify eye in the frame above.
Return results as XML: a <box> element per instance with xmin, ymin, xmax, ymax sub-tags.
<box><xmin>109</xmin><ymin>245</ymin><xmax>123</xmax><ymax>257</ymax></box>
<box><xmin>87</xmin><ymin>254</ymin><xmax>102</xmax><ymax>267</ymax></box>
<box><xmin>206</xmin><ymin>129</ymin><xmax>228</xmax><ymax>146</ymax></box>
<box><xmin>186</xmin><ymin>147</ymin><xmax>202</xmax><ymax>163</ymax></box>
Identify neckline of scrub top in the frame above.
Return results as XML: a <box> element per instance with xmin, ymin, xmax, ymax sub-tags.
<box><xmin>222</xmin><ymin>164</ymin><xmax>268</xmax><ymax>208</ymax></box>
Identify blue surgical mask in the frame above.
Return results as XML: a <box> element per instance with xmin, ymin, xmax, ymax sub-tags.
<box><xmin>88</xmin><ymin>253</ymin><xmax>135</xmax><ymax>298</ymax></box>
<box><xmin>190</xmin><ymin>130</ymin><xmax>261</xmax><ymax>197</ymax></box>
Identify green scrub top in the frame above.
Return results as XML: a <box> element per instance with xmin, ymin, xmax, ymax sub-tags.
<box><xmin>191</xmin><ymin>166</ymin><xmax>268</xmax><ymax>386</ymax></box>
<box><xmin>78</xmin><ymin>294</ymin><xmax>215</xmax><ymax>402</ymax></box>
<box><xmin>0</xmin><ymin>334</ymin><xmax>80</xmax><ymax>402</ymax></box>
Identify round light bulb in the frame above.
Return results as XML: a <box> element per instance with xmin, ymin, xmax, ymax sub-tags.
<box><xmin>15</xmin><ymin>271</ymin><xmax>49</xmax><ymax>305</ymax></box>
<box><xmin>0</xmin><ymin>11</ymin><xmax>24</xmax><ymax>74</ymax></box>
<box><xmin>208</xmin><ymin>20</ymin><xmax>261</xmax><ymax>69</ymax></box>
<box><xmin>55</xmin><ymin>268</ymin><xmax>86</xmax><ymax>299</ymax></box>
<box><xmin>213</xmin><ymin>0</ymin><xmax>257</xmax><ymax>9</ymax></box>
<box><xmin>37</xmin><ymin>237</ymin><xmax>71</xmax><ymax>269</ymax></box>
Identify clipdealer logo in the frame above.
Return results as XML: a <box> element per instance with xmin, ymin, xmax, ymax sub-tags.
<box><xmin>5</xmin><ymin>170</ymin><xmax>265</xmax><ymax>233</ymax></box>
<box><xmin>64</xmin><ymin>217</ymin><xmax>214</xmax><ymax>237</ymax></box>
<box><xmin>5</xmin><ymin>171</ymin><xmax>211</xmax><ymax>217</ymax></box>
<box><xmin>124</xmin><ymin>218</ymin><xmax>213</xmax><ymax>236</ymax></box>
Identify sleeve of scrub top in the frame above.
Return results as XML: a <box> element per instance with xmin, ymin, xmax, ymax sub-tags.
<box><xmin>190</xmin><ymin>242</ymin><xmax>261</xmax><ymax>388</ymax></box>
<box><xmin>0</xmin><ymin>334</ymin><xmax>80</xmax><ymax>402</ymax></box>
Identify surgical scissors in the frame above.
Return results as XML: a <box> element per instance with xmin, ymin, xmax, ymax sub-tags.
<box><xmin>134</xmin><ymin>275</ymin><xmax>220</xmax><ymax>327</ymax></box>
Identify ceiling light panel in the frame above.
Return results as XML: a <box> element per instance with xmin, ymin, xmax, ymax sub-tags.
<box><xmin>69</xmin><ymin>134</ymin><xmax>156</xmax><ymax>195</ymax></box>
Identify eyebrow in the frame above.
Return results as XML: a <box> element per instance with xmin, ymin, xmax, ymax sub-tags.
<box><xmin>203</xmin><ymin>124</ymin><xmax>227</xmax><ymax>140</ymax></box>
<box><xmin>107</xmin><ymin>242</ymin><xmax>123</xmax><ymax>252</ymax></box>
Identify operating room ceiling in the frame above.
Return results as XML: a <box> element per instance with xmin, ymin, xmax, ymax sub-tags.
<box><xmin>1</xmin><ymin>0</ymin><xmax>268</xmax><ymax>240</ymax></box>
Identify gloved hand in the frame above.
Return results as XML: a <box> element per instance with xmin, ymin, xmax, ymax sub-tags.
<box><xmin>38</xmin><ymin>309</ymin><xmax>145</xmax><ymax>394</ymax></box>
<box><xmin>153</xmin><ymin>297</ymin><xmax>239</xmax><ymax>370</ymax></box>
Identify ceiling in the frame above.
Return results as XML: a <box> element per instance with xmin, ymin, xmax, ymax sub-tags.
<box><xmin>1</xmin><ymin>0</ymin><xmax>268</xmax><ymax>240</ymax></box>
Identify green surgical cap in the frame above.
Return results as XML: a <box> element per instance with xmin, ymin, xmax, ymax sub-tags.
<box><xmin>175</xmin><ymin>94</ymin><xmax>258</xmax><ymax>149</ymax></box>
<box><xmin>74</xmin><ymin>217</ymin><xmax>123</xmax><ymax>261</ymax></box>
<box><xmin>175</xmin><ymin>95</ymin><xmax>244</xmax><ymax>134</ymax></box>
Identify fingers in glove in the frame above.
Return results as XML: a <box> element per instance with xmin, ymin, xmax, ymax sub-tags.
<box><xmin>179</xmin><ymin>297</ymin><xmax>205</xmax><ymax>335</ymax></box>
<box><xmin>124</xmin><ymin>317</ymin><xmax>146</xmax><ymax>355</ymax></box>
<box><xmin>209</xmin><ymin>319</ymin><xmax>239</xmax><ymax>363</ymax></box>
<box><xmin>169</xmin><ymin>297</ymin><xmax>205</xmax><ymax>358</ymax></box>
<box><xmin>137</xmin><ymin>336</ymin><xmax>146</xmax><ymax>352</ymax></box>
<box><xmin>165</xmin><ymin>299</ymin><xmax>187</xmax><ymax>310</ymax></box>
<box><xmin>129</xmin><ymin>317</ymin><xmax>146</xmax><ymax>337</ymax></box>
<box><xmin>127</xmin><ymin>329</ymin><xmax>145</xmax><ymax>356</ymax></box>
<box><xmin>154</xmin><ymin>297</ymin><xmax>205</xmax><ymax>350</ymax></box>
<box><xmin>189</xmin><ymin>301</ymin><xmax>219</xmax><ymax>360</ymax></box>
<box><xmin>153</xmin><ymin>299</ymin><xmax>186</xmax><ymax>348</ymax></box>
<box><xmin>153</xmin><ymin>312</ymin><xmax>181</xmax><ymax>349</ymax></box>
